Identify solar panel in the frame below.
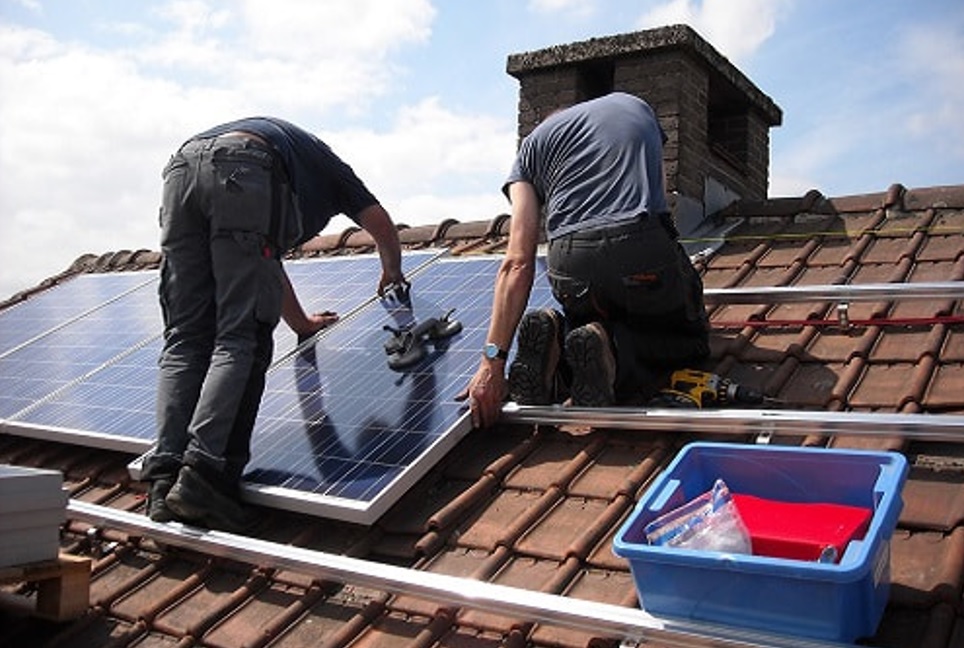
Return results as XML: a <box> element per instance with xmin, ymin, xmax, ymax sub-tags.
<box><xmin>1</xmin><ymin>252</ymin><xmax>440</xmax><ymax>451</ymax></box>
<box><xmin>9</xmin><ymin>343</ymin><xmax>163</xmax><ymax>452</ymax></box>
<box><xmin>0</xmin><ymin>273</ymin><xmax>156</xmax><ymax>357</ymax></box>
<box><xmin>236</xmin><ymin>255</ymin><xmax>556</xmax><ymax>523</ymax></box>
<box><xmin>0</xmin><ymin>278</ymin><xmax>161</xmax><ymax>421</ymax></box>
<box><xmin>2</xmin><ymin>250</ymin><xmax>561</xmax><ymax>525</ymax></box>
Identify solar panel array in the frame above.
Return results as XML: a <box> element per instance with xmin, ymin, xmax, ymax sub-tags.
<box><xmin>0</xmin><ymin>274</ymin><xmax>160</xmax><ymax>428</ymax></box>
<box><xmin>0</xmin><ymin>253</ymin><xmax>440</xmax><ymax>452</ymax></box>
<box><xmin>1</xmin><ymin>251</ymin><xmax>555</xmax><ymax>523</ymax></box>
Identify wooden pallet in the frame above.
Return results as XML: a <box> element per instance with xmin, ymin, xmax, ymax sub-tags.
<box><xmin>0</xmin><ymin>553</ymin><xmax>91</xmax><ymax>621</ymax></box>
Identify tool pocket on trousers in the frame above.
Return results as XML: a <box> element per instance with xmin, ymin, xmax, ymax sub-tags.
<box><xmin>619</xmin><ymin>262</ymin><xmax>685</xmax><ymax>316</ymax></box>
<box><xmin>548</xmin><ymin>271</ymin><xmax>595</xmax><ymax>321</ymax></box>
<box><xmin>228</xmin><ymin>230</ymin><xmax>283</xmax><ymax>327</ymax></box>
<box><xmin>255</xmin><ymin>256</ymin><xmax>283</xmax><ymax>327</ymax></box>
<box><xmin>210</xmin><ymin>154</ymin><xmax>274</xmax><ymax>235</ymax></box>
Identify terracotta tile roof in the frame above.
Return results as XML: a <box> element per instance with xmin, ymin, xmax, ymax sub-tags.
<box><xmin>2</xmin><ymin>182</ymin><xmax>964</xmax><ymax>647</ymax></box>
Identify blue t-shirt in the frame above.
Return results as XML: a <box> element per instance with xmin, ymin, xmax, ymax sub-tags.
<box><xmin>192</xmin><ymin>117</ymin><xmax>378</xmax><ymax>249</ymax></box>
<box><xmin>504</xmin><ymin>92</ymin><xmax>668</xmax><ymax>240</ymax></box>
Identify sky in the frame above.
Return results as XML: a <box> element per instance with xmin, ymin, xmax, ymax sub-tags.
<box><xmin>1</xmin><ymin>0</ymin><xmax>962</xmax><ymax>300</ymax></box>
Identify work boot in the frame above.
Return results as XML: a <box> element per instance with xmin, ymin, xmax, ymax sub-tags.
<box><xmin>508</xmin><ymin>308</ymin><xmax>563</xmax><ymax>405</ymax></box>
<box><xmin>565</xmin><ymin>322</ymin><xmax>616</xmax><ymax>407</ymax></box>
<box><xmin>165</xmin><ymin>465</ymin><xmax>257</xmax><ymax>534</ymax></box>
<box><xmin>146</xmin><ymin>478</ymin><xmax>175</xmax><ymax>523</ymax></box>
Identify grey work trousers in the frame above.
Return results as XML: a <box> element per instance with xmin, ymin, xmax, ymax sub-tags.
<box><xmin>141</xmin><ymin>134</ymin><xmax>290</xmax><ymax>490</ymax></box>
<box><xmin>547</xmin><ymin>215</ymin><xmax>709</xmax><ymax>400</ymax></box>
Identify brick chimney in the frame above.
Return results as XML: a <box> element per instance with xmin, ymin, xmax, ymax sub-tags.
<box><xmin>505</xmin><ymin>25</ymin><xmax>783</xmax><ymax>234</ymax></box>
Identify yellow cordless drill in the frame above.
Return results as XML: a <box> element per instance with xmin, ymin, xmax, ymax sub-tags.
<box><xmin>654</xmin><ymin>369</ymin><xmax>775</xmax><ymax>409</ymax></box>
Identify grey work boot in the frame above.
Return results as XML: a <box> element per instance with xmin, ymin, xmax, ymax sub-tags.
<box><xmin>565</xmin><ymin>322</ymin><xmax>616</xmax><ymax>407</ymax></box>
<box><xmin>165</xmin><ymin>465</ymin><xmax>257</xmax><ymax>534</ymax></box>
<box><xmin>508</xmin><ymin>309</ymin><xmax>563</xmax><ymax>405</ymax></box>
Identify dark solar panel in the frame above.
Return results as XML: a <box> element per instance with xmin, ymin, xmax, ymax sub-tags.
<box><xmin>0</xmin><ymin>278</ymin><xmax>161</xmax><ymax>419</ymax></box>
<box><xmin>13</xmin><ymin>343</ymin><xmax>162</xmax><ymax>452</ymax></box>
<box><xmin>2</xmin><ymin>251</ymin><xmax>560</xmax><ymax>525</ymax></box>
<box><xmin>241</xmin><ymin>255</ymin><xmax>556</xmax><ymax>523</ymax></box>
<box><xmin>0</xmin><ymin>273</ymin><xmax>156</xmax><ymax>357</ymax></box>
<box><xmin>2</xmin><ymin>253</ymin><xmax>439</xmax><ymax>451</ymax></box>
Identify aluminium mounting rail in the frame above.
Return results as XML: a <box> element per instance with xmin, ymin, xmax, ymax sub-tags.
<box><xmin>68</xmin><ymin>499</ymin><xmax>849</xmax><ymax>648</ymax></box>
<box><xmin>702</xmin><ymin>280</ymin><xmax>964</xmax><ymax>304</ymax></box>
<box><xmin>500</xmin><ymin>404</ymin><xmax>964</xmax><ymax>442</ymax></box>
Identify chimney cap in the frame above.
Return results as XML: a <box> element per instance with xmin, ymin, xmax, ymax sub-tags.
<box><xmin>506</xmin><ymin>24</ymin><xmax>782</xmax><ymax>126</ymax></box>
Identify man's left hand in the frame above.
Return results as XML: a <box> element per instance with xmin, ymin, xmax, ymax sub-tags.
<box><xmin>295</xmin><ymin>310</ymin><xmax>339</xmax><ymax>342</ymax></box>
<box><xmin>456</xmin><ymin>363</ymin><xmax>508</xmax><ymax>429</ymax></box>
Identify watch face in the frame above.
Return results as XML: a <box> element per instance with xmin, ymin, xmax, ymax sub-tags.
<box><xmin>484</xmin><ymin>343</ymin><xmax>505</xmax><ymax>360</ymax></box>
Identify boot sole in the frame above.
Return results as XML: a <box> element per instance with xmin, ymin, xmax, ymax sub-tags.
<box><xmin>566</xmin><ymin>325</ymin><xmax>615</xmax><ymax>407</ymax></box>
<box><xmin>508</xmin><ymin>311</ymin><xmax>560</xmax><ymax>405</ymax></box>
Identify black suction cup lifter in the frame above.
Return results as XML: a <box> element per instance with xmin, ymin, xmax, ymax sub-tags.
<box><xmin>384</xmin><ymin>309</ymin><xmax>463</xmax><ymax>371</ymax></box>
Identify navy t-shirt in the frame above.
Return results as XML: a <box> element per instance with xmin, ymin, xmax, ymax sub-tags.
<box><xmin>504</xmin><ymin>92</ymin><xmax>669</xmax><ymax>240</ymax></box>
<box><xmin>192</xmin><ymin>117</ymin><xmax>379</xmax><ymax>249</ymax></box>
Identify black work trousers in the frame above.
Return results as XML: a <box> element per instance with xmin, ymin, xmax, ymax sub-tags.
<box><xmin>547</xmin><ymin>215</ymin><xmax>709</xmax><ymax>401</ymax></box>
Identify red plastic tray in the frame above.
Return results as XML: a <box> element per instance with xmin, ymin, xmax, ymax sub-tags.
<box><xmin>733</xmin><ymin>494</ymin><xmax>872</xmax><ymax>562</ymax></box>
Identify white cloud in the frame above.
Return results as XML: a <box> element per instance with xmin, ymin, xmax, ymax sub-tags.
<box><xmin>241</xmin><ymin>0</ymin><xmax>434</xmax><ymax>59</ymax></box>
<box><xmin>637</xmin><ymin>0</ymin><xmax>788</xmax><ymax>64</ymax></box>
<box><xmin>0</xmin><ymin>1</ymin><xmax>508</xmax><ymax>300</ymax></box>
<box><xmin>0</xmin><ymin>26</ymin><xmax>181</xmax><ymax>298</ymax></box>
<box><xmin>322</xmin><ymin>97</ymin><xmax>516</xmax><ymax>225</ymax></box>
<box><xmin>899</xmin><ymin>19</ymin><xmax>964</xmax><ymax>157</ymax></box>
<box><xmin>528</xmin><ymin>0</ymin><xmax>596</xmax><ymax>18</ymax></box>
<box><xmin>10</xmin><ymin>0</ymin><xmax>41</xmax><ymax>13</ymax></box>
<box><xmin>131</xmin><ymin>0</ymin><xmax>436</xmax><ymax>118</ymax></box>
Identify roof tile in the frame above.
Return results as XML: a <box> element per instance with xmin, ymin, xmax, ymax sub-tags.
<box><xmin>926</xmin><ymin>362</ymin><xmax>964</xmax><ymax>409</ymax></box>
<box><xmin>454</xmin><ymin>490</ymin><xmax>544</xmax><ymax>552</ymax></box>
<box><xmin>503</xmin><ymin>436</ymin><xmax>597</xmax><ymax>491</ymax></box>
<box><xmin>890</xmin><ymin>527</ymin><xmax>964</xmax><ymax>608</ymax></box>
<box><xmin>456</xmin><ymin>556</ymin><xmax>563</xmax><ymax>631</ymax></box>
<box><xmin>151</xmin><ymin>564</ymin><xmax>259</xmax><ymax>637</ymax></box>
<box><xmin>566</xmin><ymin>438</ymin><xmax>668</xmax><ymax>500</ymax></box>
<box><xmin>515</xmin><ymin>496</ymin><xmax>612</xmax><ymax>560</ymax></box>
<box><xmin>902</xmin><ymin>465</ymin><xmax>964</xmax><ymax>532</ymax></box>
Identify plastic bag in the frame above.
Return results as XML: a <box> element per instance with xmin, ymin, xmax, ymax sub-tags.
<box><xmin>644</xmin><ymin>479</ymin><xmax>752</xmax><ymax>554</ymax></box>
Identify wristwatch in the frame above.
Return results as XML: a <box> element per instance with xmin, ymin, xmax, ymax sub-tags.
<box><xmin>483</xmin><ymin>342</ymin><xmax>509</xmax><ymax>361</ymax></box>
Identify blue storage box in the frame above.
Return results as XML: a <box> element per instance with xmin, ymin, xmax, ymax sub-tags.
<box><xmin>612</xmin><ymin>442</ymin><xmax>908</xmax><ymax>642</ymax></box>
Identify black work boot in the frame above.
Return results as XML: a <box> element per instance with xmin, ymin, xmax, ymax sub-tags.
<box><xmin>565</xmin><ymin>322</ymin><xmax>616</xmax><ymax>407</ymax></box>
<box><xmin>146</xmin><ymin>478</ymin><xmax>176</xmax><ymax>523</ymax></box>
<box><xmin>165</xmin><ymin>465</ymin><xmax>257</xmax><ymax>534</ymax></box>
<box><xmin>508</xmin><ymin>309</ymin><xmax>563</xmax><ymax>405</ymax></box>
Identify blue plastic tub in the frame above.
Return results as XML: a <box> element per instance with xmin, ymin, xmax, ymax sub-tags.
<box><xmin>612</xmin><ymin>442</ymin><xmax>908</xmax><ymax>642</ymax></box>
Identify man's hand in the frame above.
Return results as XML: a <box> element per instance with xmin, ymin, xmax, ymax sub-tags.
<box><xmin>456</xmin><ymin>361</ymin><xmax>508</xmax><ymax>429</ymax></box>
<box><xmin>293</xmin><ymin>310</ymin><xmax>339</xmax><ymax>342</ymax></box>
<box><xmin>378</xmin><ymin>274</ymin><xmax>410</xmax><ymax>301</ymax></box>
